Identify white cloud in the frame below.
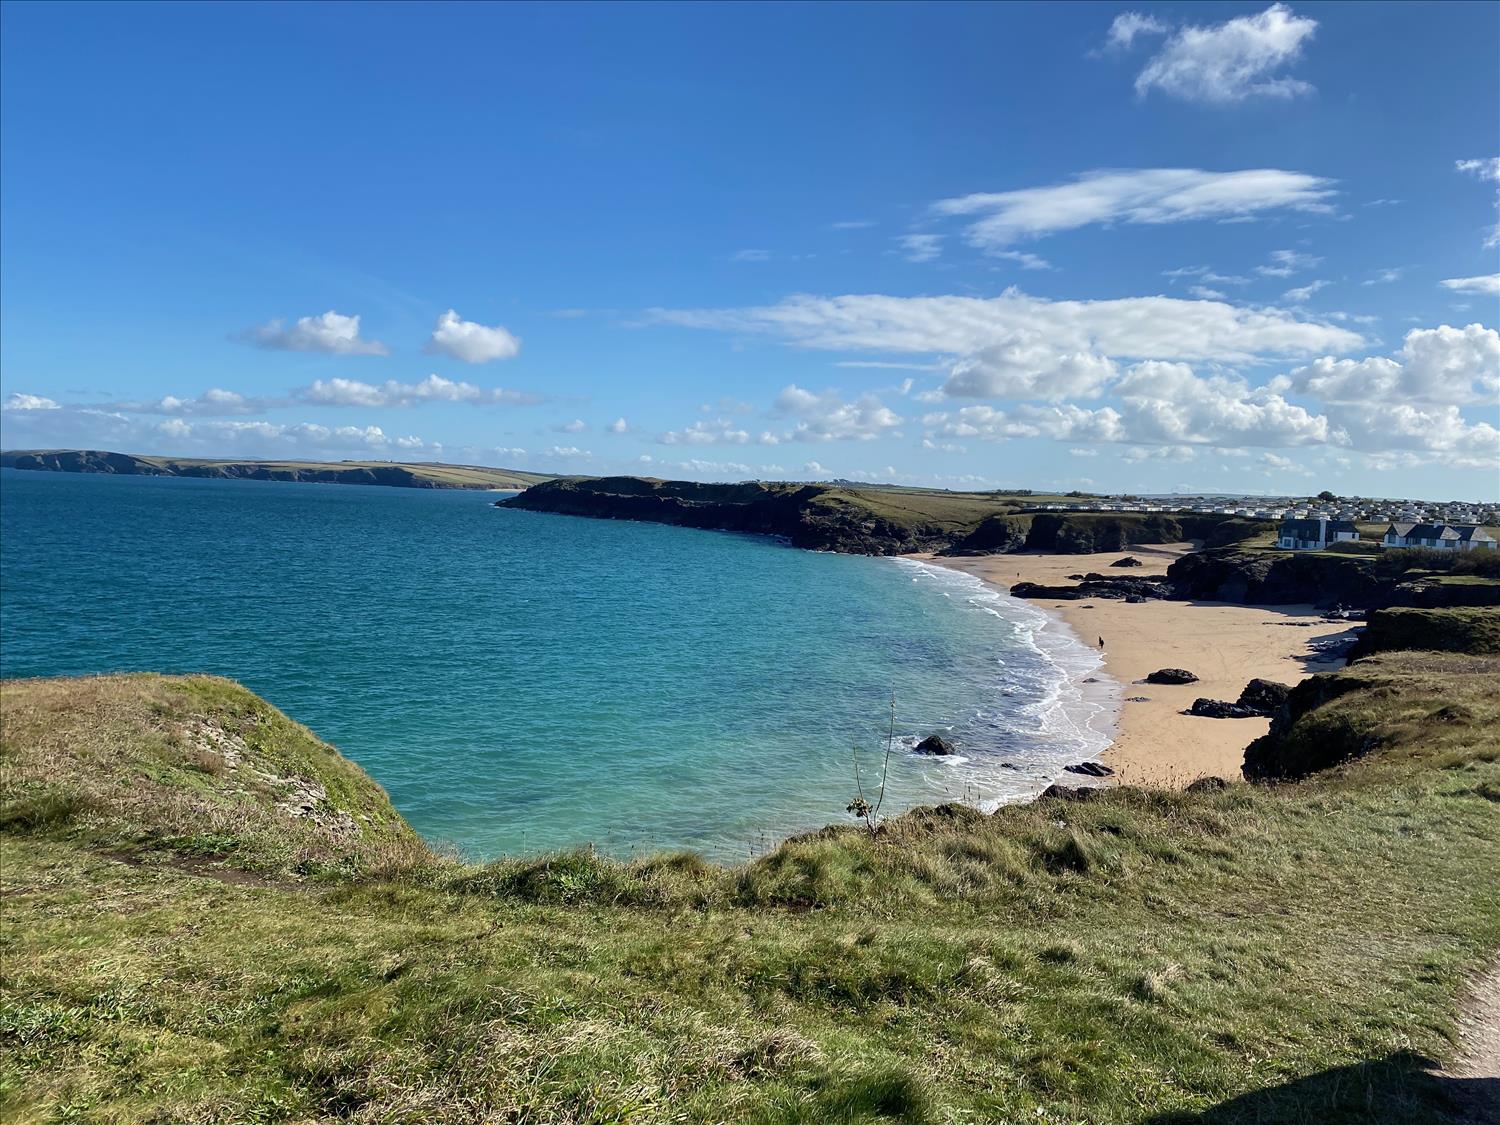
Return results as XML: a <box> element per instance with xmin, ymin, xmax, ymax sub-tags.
<box><xmin>651</xmin><ymin>288</ymin><xmax>1363</xmax><ymax>365</ymax></box>
<box><xmin>931</xmin><ymin>168</ymin><xmax>1335</xmax><ymax>249</ymax></box>
<box><xmin>1281</xmin><ymin>280</ymin><xmax>1328</xmax><ymax>303</ymax></box>
<box><xmin>1256</xmin><ymin>248</ymin><xmax>1322</xmax><ymax>276</ymax></box>
<box><xmin>831</xmin><ymin>220</ymin><xmax>876</xmax><ymax>230</ymax></box>
<box><xmin>1164</xmin><ymin>266</ymin><xmax>1252</xmax><ymax>285</ymax></box>
<box><xmin>105</xmin><ymin>388</ymin><xmax>266</xmax><ymax>416</ymax></box>
<box><xmin>898</xmin><ymin>234</ymin><xmax>943</xmax><ymax>262</ymax></box>
<box><xmin>992</xmin><ymin>250</ymin><xmax>1053</xmax><ymax>270</ymax></box>
<box><xmin>1440</xmin><ymin>274</ymin><xmax>1500</xmax><ymax>296</ymax></box>
<box><xmin>924</xmin><ymin>362</ymin><xmax>1331</xmax><ymax>451</ymax></box>
<box><xmin>942</xmin><ymin>340</ymin><xmax>1116</xmax><ymax>400</ymax></box>
<box><xmin>1135</xmin><ymin>4</ymin><xmax>1318</xmax><ymax>104</ymax></box>
<box><xmin>2</xmin><ymin>407</ymin><xmax>436</xmax><ymax>459</ymax></box>
<box><xmin>3</xmin><ymin>393</ymin><xmax>60</xmax><ymax>411</ymax></box>
<box><xmin>731</xmin><ymin>249</ymin><xmax>773</xmax><ymax>263</ymax></box>
<box><xmin>607</xmin><ymin>417</ymin><xmax>629</xmax><ymax>434</ymax></box>
<box><xmin>424</xmin><ymin>310</ymin><xmax>521</xmax><ymax>364</ymax></box>
<box><xmin>1283</xmin><ymin>323</ymin><xmax>1500</xmax><ymax>406</ymax></box>
<box><xmin>541</xmin><ymin>446</ymin><xmax>589</xmax><ymax>459</ymax></box>
<box><xmin>1456</xmin><ymin>158</ymin><xmax>1500</xmax><ymax>248</ymax></box>
<box><xmin>773</xmin><ymin>385</ymin><xmax>903</xmax><ymax>442</ymax></box>
<box><xmin>658</xmin><ymin>418</ymin><xmax>752</xmax><ymax>446</ymax></box>
<box><xmin>552</xmin><ymin>418</ymin><xmax>587</xmax><ymax>434</ymax></box>
<box><xmin>1189</xmin><ymin>286</ymin><xmax>1226</xmax><ymax>300</ymax></box>
<box><xmin>298</xmin><ymin>374</ymin><xmax>537</xmax><ymax>408</ymax></box>
<box><xmin>1362</xmin><ymin>268</ymin><xmax>1403</xmax><ymax>286</ymax></box>
<box><xmin>1103</xmin><ymin>11</ymin><xmax>1169</xmax><ymax>52</ymax></box>
<box><xmin>243</xmin><ymin>311</ymin><xmax>389</xmax><ymax>356</ymax></box>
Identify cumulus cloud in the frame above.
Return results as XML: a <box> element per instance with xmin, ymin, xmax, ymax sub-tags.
<box><xmin>424</xmin><ymin>310</ymin><xmax>521</xmax><ymax>364</ymax></box>
<box><xmin>1283</xmin><ymin>323</ymin><xmax>1500</xmax><ymax>406</ymax></box>
<box><xmin>651</xmin><ymin>288</ymin><xmax>1363</xmax><ymax>364</ymax></box>
<box><xmin>242</xmin><ymin>311</ymin><xmax>389</xmax><ymax>356</ymax></box>
<box><xmin>773</xmin><ymin>385</ymin><xmax>903</xmax><ymax>442</ymax></box>
<box><xmin>3</xmin><ymin>393</ymin><xmax>60</xmax><ymax>411</ymax></box>
<box><xmin>942</xmin><ymin>340</ymin><xmax>1116</xmax><ymax>400</ymax></box>
<box><xmin>1134</xmin><ymin>4</ymin><xmax>1318</xmax><ymax>104</ymax></box>
<box><xmin>297</xmin><ymin>374</ymin><xmax>538</xmax><ymax>408</ymax></box>
<box><xmin>552</xmin><ymin>418</ymin><xmax>587</xmax><ymax>434</ymax></box>
<box><xmin>1441</xmin><ymin>274</ymin><xmax>1500</xmax><ymax>296</ymax></box>
<box><xmin>607</xmin><ymin>417</ymin><xmax>629</xmax><ymax>434</ymax></box>
<box><xmin>930</xmin><ymin>168</ymin><xmax>1335</xmax><ymax>250</ymax></box>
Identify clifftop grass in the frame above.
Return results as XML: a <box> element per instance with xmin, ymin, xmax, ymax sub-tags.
<box><xmin>3</xmin><ymin>663</ymin><xmax>1499</xmax><ymax>1123</ymax></box>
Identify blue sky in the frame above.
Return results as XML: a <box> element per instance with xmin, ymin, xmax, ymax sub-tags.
<box><xmin>2</xmin><ymin>1</ymin><xmax>1497</xmax><ymax>499</ymax></box>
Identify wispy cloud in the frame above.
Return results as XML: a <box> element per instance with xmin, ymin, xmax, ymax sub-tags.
<box><xmin>932</xmin><ymin>168</ymin><xmax>1335</xmax><ymax>250</ymax></box>
<box><xmin>1440</xmin><ymin>274</ymin><xmax>1500</xmax><ymax>296</ymax></box>
<box><xmin>897</xmin><ymin>234</ymin><xmax>943</xmax><ymax>263</ymax></box>
<box><xmin>1133</xmin><ymin>4</ymin><xmax>1318</xmax><ymax>105</ymax></box>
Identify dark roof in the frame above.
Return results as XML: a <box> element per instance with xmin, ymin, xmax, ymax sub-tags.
<box><xmin>1279</xmin><ymin>518</ymin><xmax>1357</xmax><ymax>537</ymax></box>
<box><xmin>1387</xmin><ymin>523</ymin><xmax>1459</xmax><ymax>541</ymax></box>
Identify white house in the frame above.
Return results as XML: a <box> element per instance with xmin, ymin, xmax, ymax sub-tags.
<box><xmin>1277</xmin><ymin>518</ymin><xmax>1360</xmax><ymax>550</ymax></box>
<box><xmin>1381</xmin><ymin>522</ymin><xmax>1498</xmax><ymax>551</ymax></box>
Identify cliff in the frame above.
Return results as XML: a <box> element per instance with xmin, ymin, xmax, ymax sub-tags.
<box><xmin>503</xmin><ymin>476</ymin><xmax>1270</xmax><ymax>557</ymax></box>
<box><xmin>1</xmin><ymin>449</ymin><xmax>551</xmax><ymax>491</ymax></box>
<box><xmin>502</xmin><ymin>476</ymin><xmax>974</xmax><ymax>553</ymax></box>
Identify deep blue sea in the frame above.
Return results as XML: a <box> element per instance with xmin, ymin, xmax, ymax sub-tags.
<box><xmin>0</xmin><ymin>468</ymin><xmax>1112</xmax><ymax>859</ymax></box>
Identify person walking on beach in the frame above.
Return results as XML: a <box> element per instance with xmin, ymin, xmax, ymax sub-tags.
<box><xmin>1098</xmin><ymin>636</ymin><xmax>1105</xmax><ymax>649</ymax></box>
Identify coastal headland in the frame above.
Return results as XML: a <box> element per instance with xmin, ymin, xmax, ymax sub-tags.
<box><xmin>0</xmin><ymin>448</ymin><xmax>551</xmax><ymax>490</ymax></box>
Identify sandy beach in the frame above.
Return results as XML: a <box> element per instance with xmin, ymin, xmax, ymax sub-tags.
<box><xmin>915</xmin><ymin>545</ymin><xmax>1359</xmax><ymax>787</ymax></box>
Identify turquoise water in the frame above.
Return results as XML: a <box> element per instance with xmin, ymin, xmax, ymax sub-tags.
<box><xmin>0</xmin><ymin>468</ymin><xmax>1111</xmax><ymax>859</ymax></box>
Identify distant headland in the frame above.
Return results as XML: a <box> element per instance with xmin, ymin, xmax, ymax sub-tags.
<box><xmin>0</xmin><ymin>448</ymin><xmax>550</xmax><ymax>490</ymax></box>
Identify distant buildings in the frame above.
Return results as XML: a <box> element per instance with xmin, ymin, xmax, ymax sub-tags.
<box><xmin>1276</xmin><ymin>518</ymin><xmax>1360</xmax><ymax>551</ymax></box>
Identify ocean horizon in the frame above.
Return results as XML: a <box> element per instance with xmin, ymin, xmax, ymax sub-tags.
<box><xmin>0</xmin><ymin>467</ymin><xmax>1112</xmax><ymax>859</ymax></box>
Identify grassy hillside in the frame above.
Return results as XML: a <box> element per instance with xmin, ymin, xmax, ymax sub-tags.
<box><xmin>1</xmin><ymin>449</ymin><xmax>551</xmax><ymax>490</ymax></box>
<box><xmin>3</xmin><ymin>666</ymin><xmax>1498</xmax><ymax>1122</ymax></box>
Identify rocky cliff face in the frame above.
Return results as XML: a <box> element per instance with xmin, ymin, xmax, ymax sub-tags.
<box><xmin>500</xmin><ymin>477</ymin><xmax>957</xmax><ymax>554</ymax></box>
<box><xmin>1167</xmin><ymin>549</ymin><xmax>1387</xmax><ymax>607</ymax></box>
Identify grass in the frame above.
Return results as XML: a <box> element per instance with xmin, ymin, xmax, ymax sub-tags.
<box><xmin>2</xmin><ymin>662</ymin><xmax>1499</xmax><ymax>1123</ymax></box>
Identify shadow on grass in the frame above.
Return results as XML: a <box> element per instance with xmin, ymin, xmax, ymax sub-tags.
<box><xmin>1144</xmin><ymin>1051</ymin><xmax>1497</xmax><ymax>1124</ymax></box>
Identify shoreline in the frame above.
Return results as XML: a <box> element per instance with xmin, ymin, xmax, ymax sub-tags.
<box><xmin>914</xmin><ymin>545</ymin><xmax>1359</xmax><ymax>787</ymax></box>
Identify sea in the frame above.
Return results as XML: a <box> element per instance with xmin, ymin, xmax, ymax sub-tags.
<box><xmin>0</xmin><ymin>468</ymin><xmax>1114</xmax><ymax>860</ymax></box>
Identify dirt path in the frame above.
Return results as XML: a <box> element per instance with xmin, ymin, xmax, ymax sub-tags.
<box><xmin>1441</xmin><ymin>963</ymin><xmax>1500</xmax><ymax>1123</ymax></box>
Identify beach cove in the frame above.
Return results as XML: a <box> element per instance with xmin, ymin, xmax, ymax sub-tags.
<box><xmin>921</xmin><ymin>545</ymin><xmax>1360</xmax><ymax>785</ymax></box>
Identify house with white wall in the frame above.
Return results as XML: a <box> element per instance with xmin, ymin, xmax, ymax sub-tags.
<box><xmin>1276</xmin><ymin>518</ymin><xmax>1360</xmax><ymax>550</ymax></box>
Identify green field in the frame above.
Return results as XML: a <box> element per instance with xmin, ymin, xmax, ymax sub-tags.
<box><xmin>3</xmin><ymin>648</ymin><xmax>1498</xmax><ymax>1123</ymax></box>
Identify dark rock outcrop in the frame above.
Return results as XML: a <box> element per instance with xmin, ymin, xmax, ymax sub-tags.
<box><xmin>1146</xmin><ymin>668</ymin><xmax>1198</xmax><ymax>685</ymax></box>
<box><xmin>1010</xmin><ymin>575</ymin><xmax>1172</xmax><ymax>602</ymax></box>
<box><xmin>1236</xmin><ymin>678</ymin><xmax>1290</xmax><ymax>716</ymax></box>
<box><xmin>1110</xmin><ymin>556</ymin><xmax>1144</xmax><ymax>568</ymax></box>
<box><xmin>913</xmin><ymin>734</ymin><xmax>956</xmax><ymax>756</ymax></box>
<box><xmin>1188</xmin><ymin>698</ymin><xmax>1258</xmax><ymax>719</ymax></box>
<box><xmin>1063</xmin><ymin>761</ymin><xmax>1114</xmax><ymax>777</ymax></box>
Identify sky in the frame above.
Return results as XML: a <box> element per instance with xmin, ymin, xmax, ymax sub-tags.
<box><xmin>1</xmin><ymin>1</ymin><xmax>1497</xmax><ymax>500</ymax></box>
